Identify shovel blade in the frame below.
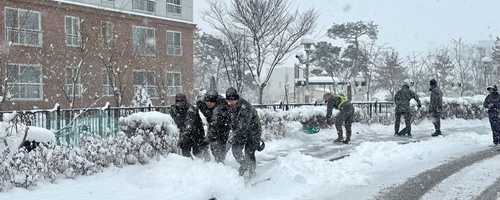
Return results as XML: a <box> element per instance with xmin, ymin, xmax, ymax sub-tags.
<box><xmin>397</xmin><ymin>127</ymin><xmax>409</xmax><ymax>136</ymax></box>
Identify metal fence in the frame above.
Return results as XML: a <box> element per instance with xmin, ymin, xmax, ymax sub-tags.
<box><xmin>2</xmin><ymin>102</ymin><xmax>394</xmax><ymax>145</ymax></box>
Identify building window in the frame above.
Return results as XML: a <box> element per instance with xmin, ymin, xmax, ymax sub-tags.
<box><xmin>132</xmin><ymin>26</ymin><xmax>156</xmax><ymax>56</ymax></box>
<box><xmin>5</xmin><ymin>7</ymin><xmax>42</xmax><ymax>46</ymax></box>
<box><xmin>65</xmin><ymin>16</ymin><xmax>81</xmax><ymax>47</ymax></box>
<box><xmin>166</xmin><ymin>72</ymin><xmax>182</xmax><ymax>96</ymax></box>
<box><xmin>7</xmin><ymin>63</ymin><xmax>43</xmax><ymax>100</ymax></box>
<box><xmin>133</xmin><ymin>0</ymin><xmax>156</xmax><ymax>13</ymax></box>
<box><xmin>101</xmin><ymin>21</ymin><xmax>115</xmax><ymax>46</ymax></box>
<box><xmin>133</xmin><ymin>71</ymin><xmax>157</xmax><ymax>98</ymax></box>
<box><xmin>65</xmin><ymin>67</ymin><xmax>82</xmax><ymax>97</ymax></box>
<box><xmin>167</xmin><ymin>31</ymin><xmax>182</xmax><ymax>55</ymax></box>
<box><xmin>166</xmin><ymin>0</ymin><xmax>182</xmax><ymax>15</ymax></box>
<box><xmin>102</xmin><ymin>69</ymin><xmax>114</xmax><ymax>96</ymax></box>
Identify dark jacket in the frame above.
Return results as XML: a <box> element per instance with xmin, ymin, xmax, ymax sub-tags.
<box><xmin>197</xmin><ymin>97</ymin><xmax>231</xmax><ymax>142</ymax></box>
<box><xmin>326</xmin><ymin>94</ymin><xmax>353</xmax><ymax>118</ymax></box>
<box><xmin>227</xmin><ymin>98</ymin><xmax>262</xmax><ymax>143</ymax></box>
<box><xmin>429</xmin><ymin>85</ymin><xmax>443</xmax><ymax>113</ymax></box>
<box><xmin>394</xmin><ymin>87</ymin><xmax>421</xmax><ymax>113</ymax></box>
<box><xmin>484</xmin><ymin>91</ymin><xmax>500</xmax><ymax>118</ymax></box>
<box><xmin>169</xmin><ymin>103</ymin><xmax>205</xmax><ymax>145</ymax></box>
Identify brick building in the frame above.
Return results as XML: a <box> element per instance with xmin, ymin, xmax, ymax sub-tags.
<box><xmin>0</xmin><ymin>0</ymin><xmax>195</xmax><ymax>110</ymax></box>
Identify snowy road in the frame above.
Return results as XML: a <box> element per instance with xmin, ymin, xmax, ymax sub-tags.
<box><xmin>376</xmin><ymin>148</ymin><xmax>500</xmax><ymax>200</ymax></box>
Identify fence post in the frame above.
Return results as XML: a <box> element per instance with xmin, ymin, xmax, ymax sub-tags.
<box><xmin>106</xmin><ymin>104</ymin><xmax>111</xmax><ymax>135</ymax></box>
<box><xmin>46</xmin><ymin>111</ymin><xmax>51</xmax><ymax>130</ymax></box>
<box><xmin>369</xmin><ymin>103</ymin><xmax>372</xmax><ymax>118</ymax></box>
<box><xmin>55</xmin><ymin>106</ymin><xmax>62</xmax><ymax>145</ymax></box>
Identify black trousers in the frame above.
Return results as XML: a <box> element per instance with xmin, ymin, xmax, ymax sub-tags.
<box><xmin>395</xmin><ymin>111</ymin><xmax>412</xmax><ymax>133</ymax></box>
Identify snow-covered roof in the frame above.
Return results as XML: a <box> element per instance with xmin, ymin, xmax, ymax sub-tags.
<box><xmin>307</xmin><ymin>76</ymin><xmax>349</xmax><ymax>85</ymax></box>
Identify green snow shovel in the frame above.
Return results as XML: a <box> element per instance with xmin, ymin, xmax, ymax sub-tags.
<box><xmin>303</xmin><ymin>126</ymin><xmax>320</xmax><ymax>134</ymax></box>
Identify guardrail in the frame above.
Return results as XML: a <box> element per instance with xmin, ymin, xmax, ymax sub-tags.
<box><xmin>1</xmin><ymin>101</ymin><xmax>394</xmax><ymax>145</ymax></box>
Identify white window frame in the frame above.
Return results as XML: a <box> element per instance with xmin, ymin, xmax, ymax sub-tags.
<box><xmin>101</xmin><ymin>21</ymin><xmax>115</xmax><ymax>46</ymax></box>
<box><xmin>65</xmin><ymin>16</ymin><xmax>81</xmax><ymax>47</ymax></box>
<box><xmin>102</xmin><ymin>69</ymin><xmax>114</xmax><ymax>96</ymax></box>
<box><xmin>166</xmin><ymin>0</ymin><xmax>182</xmax><ymax>15</ymax></box>
<box><xmin>133</xmin><ymin>70</ymin><xmax>157</xmax><ymax>98</ymax></box>
<box><xmin>5</xmin><ymin>7</ymin><xmax>42</xmax><ymax>46</ymax></box>
<box><xmin>133</xmin><ymin>0</ymin><xmax>156</xmax><ymax>13</ymax></box>
<box><xmin>166</xmin><ymin>31</ymin><xmax>182</xmax><ymax>55</ymax></box>
<box><xmin>132</xmin><ymin>26</ymin><xmax>156</xmax><ymax>56</ymax></box>
<box><xmin>166</xmin><ymin>72</ymin><xmax>182</xmax><ymax>96</ymax></box>
<box><xmin>65</xmin><ymin>67</ymin><xmax>82</xmax><ymax>97</ymax></box>
<box><xmin>7</xmin><ymin>63</ymin><xmax>43</xmax><ymax>100</ymax></box>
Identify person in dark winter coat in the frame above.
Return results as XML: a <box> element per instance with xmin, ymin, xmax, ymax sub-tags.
<box><xmin>196</xmin><ymin>90</ymin><xmax>231</xmax><ymax>163</ymax></box>
<box><xmin>323</xmin><ymin>93</ymin><xmax>355</xmax><ymax>144</ymax></box>
<box><xmin>169</xmin><ymin>94</ymin><xmax>206</xmax><ymax>158</ymax></box>
<box><xmin>429</xmin><ymin>79</ymin><xmax>443</xmax><ymax>136</ymax></box>
<box><xmin>484</xmin><ymin>85</ymin><xmax>500</xmax><ymax>147</ymax></box>
<box><xmin>394</xmin><ymin>82</ymin><xmax>422</xmax><ymax>136</ymax></box>
<box><xmin>225</xmin><ymin>87</ymin><xmax>262</xmax><ymax>177</ymax></box>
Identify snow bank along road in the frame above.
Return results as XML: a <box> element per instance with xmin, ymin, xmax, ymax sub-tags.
<box><xmin>259</xmin><ymin>123</ymin><xmax>500</xmax><ymax>199</ymax></box>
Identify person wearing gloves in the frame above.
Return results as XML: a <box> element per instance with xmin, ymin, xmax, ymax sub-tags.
<box><xmin>196</xmin><ymin>90</ymin><xmax>231</xmax><ymax>163</ymax></box>
<box><xmin>484</xmin><ymin>85</ymin><xmax>500</xmax><ymax>147</ymax></box>
<box><xmin>394</xmin><ymin>82</ymin><xmax>422</xmax><ymax>137</ymax></box>
<box><xmin>169</xmin><ymin>94</ymin><xmax>206</xmax><ymax>158</ymax></box>
<box><xmin>225</xmin><ymin>87</ymin><xmax>263</xmax><ymax>178</ymax></box>
<box><xmin>429</xmin><ymin>79</ymin><xmax>443</xmax><ymax>136</ymax></box>
<box><xmin>323</xmin><ymin>93</ymin><xmax>355</xmax><ymax>144</ymax></box>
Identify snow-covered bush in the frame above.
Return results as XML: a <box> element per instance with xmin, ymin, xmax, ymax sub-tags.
<box><xmin>256</xmin><ymin>95</ymin><xmax>489</xmax><ymax>139</ymax></box>
<box><xmin>118</xmin><ymin>111</ymin><xmax>179</xmax><ymax>156</ymax></box>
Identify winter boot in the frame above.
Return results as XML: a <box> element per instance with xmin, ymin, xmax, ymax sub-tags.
<box><xmin>334</xmin><ymin>132</ymin><xmax>344</xmax><ymax>143</ymax></box>
<box><xmin>343</xmin><ymin>131</ymin><xmax>351</xmax><ymax>144</ymax></box>
<box><xmin>238</xmin><ymin>164</ymin><xmax>248</xmax><ymax>176</ymax></box>
<box><xmin>431</xmin><ymin>130</ymin><xmax>442</xmax><ymax>137</ymax></box>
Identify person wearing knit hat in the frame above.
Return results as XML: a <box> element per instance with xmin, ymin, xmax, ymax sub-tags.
<box><xmin>196</xmin><ymin>90</ymin><xmax>231</xmax><ymax>163</ymax></box>
<box><xmin>225</xmin><ymin>87</ymin><xmax>264</xmax><ymax>178</ymax></box>
<box><xmin>484</xmin><ymin>85</ymin><xmax>500</xmax><ymax>147</ymax></box>
<box><xmin>169</xmin><ymin>93</ymin><xmax>206</xmax><ymax>158</ymax></box>
<box><xmin>429</xmin><ymin>79</ymin><xmax>443</xmax><ymax>137</ymax></box>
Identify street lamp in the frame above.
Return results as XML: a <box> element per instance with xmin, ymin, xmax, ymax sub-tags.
<box><xmin>296</xmin><ymin>35</ymin><xmax>315</xmax><ymax>103</ymax></box>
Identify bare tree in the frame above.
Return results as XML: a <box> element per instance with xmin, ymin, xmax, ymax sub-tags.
<box><xmin>450</xmin><ymin>38</ymin><xmax>475</xmax><ymax>97</ymax></box>
<box><xmin>405</xmin><ymin>52</ymin><xmax>427</xmax><ymax>94</ymax></box>
<box><xmin>202</xmin><ymin>0</ymin><xmax>318</xmax><ymax>103</ymax></box>
<box><xmin>360</xmin><ymin>40</ymin><xmax>387</xmax><ymax>100</ymax></box>
<box><xmin>422</xmin><ymin>48</ymin><xmax>455</xmax><ymax>92</ymax></box>
<box><xmin>373</xmin><ymin>49</ymin><xmax>406</xmax><ymax>99</ymax></box>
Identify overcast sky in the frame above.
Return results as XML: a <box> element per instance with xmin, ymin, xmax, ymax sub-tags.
<box><xmin>193</xmin><ymin>0</ymin><xmax>500</xmax><ymax>57</ymax></box>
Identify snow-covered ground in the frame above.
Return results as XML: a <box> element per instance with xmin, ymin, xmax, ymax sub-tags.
<box><xmin>0</xmin><ymin>117</ymin><xmax>496</xmax><ymax>200</ymax></box>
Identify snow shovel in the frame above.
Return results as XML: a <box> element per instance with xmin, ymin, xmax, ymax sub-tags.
<box><xmin>396</xmin><ymin>107</ymin><xmax>421</xmax><ymax>136</ymax></box>
<box><xmin>303</xmin><ymin>126</ymin><xmax>320</xmax><ymax>134</ymax></box>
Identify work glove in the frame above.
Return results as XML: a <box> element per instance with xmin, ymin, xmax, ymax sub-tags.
<box><xmin>225</xmin><ymin>142</ymin><xmax>232</xmax><ymax>151</ymax></box>
<box><xmin>326</xmin><ymin>115</ymin><xmax>332</xmax><ymax>124</ymax></box>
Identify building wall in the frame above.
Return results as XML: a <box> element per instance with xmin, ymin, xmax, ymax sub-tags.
<box><xmin>265</xmin><ymin>66</ymin><xmax>298</xmax><ymax>104</ymax></box>
<box><xmin>0</xmin><ymin>0</ymin><xmax>195</xmax><ymax>110</ymax></box>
